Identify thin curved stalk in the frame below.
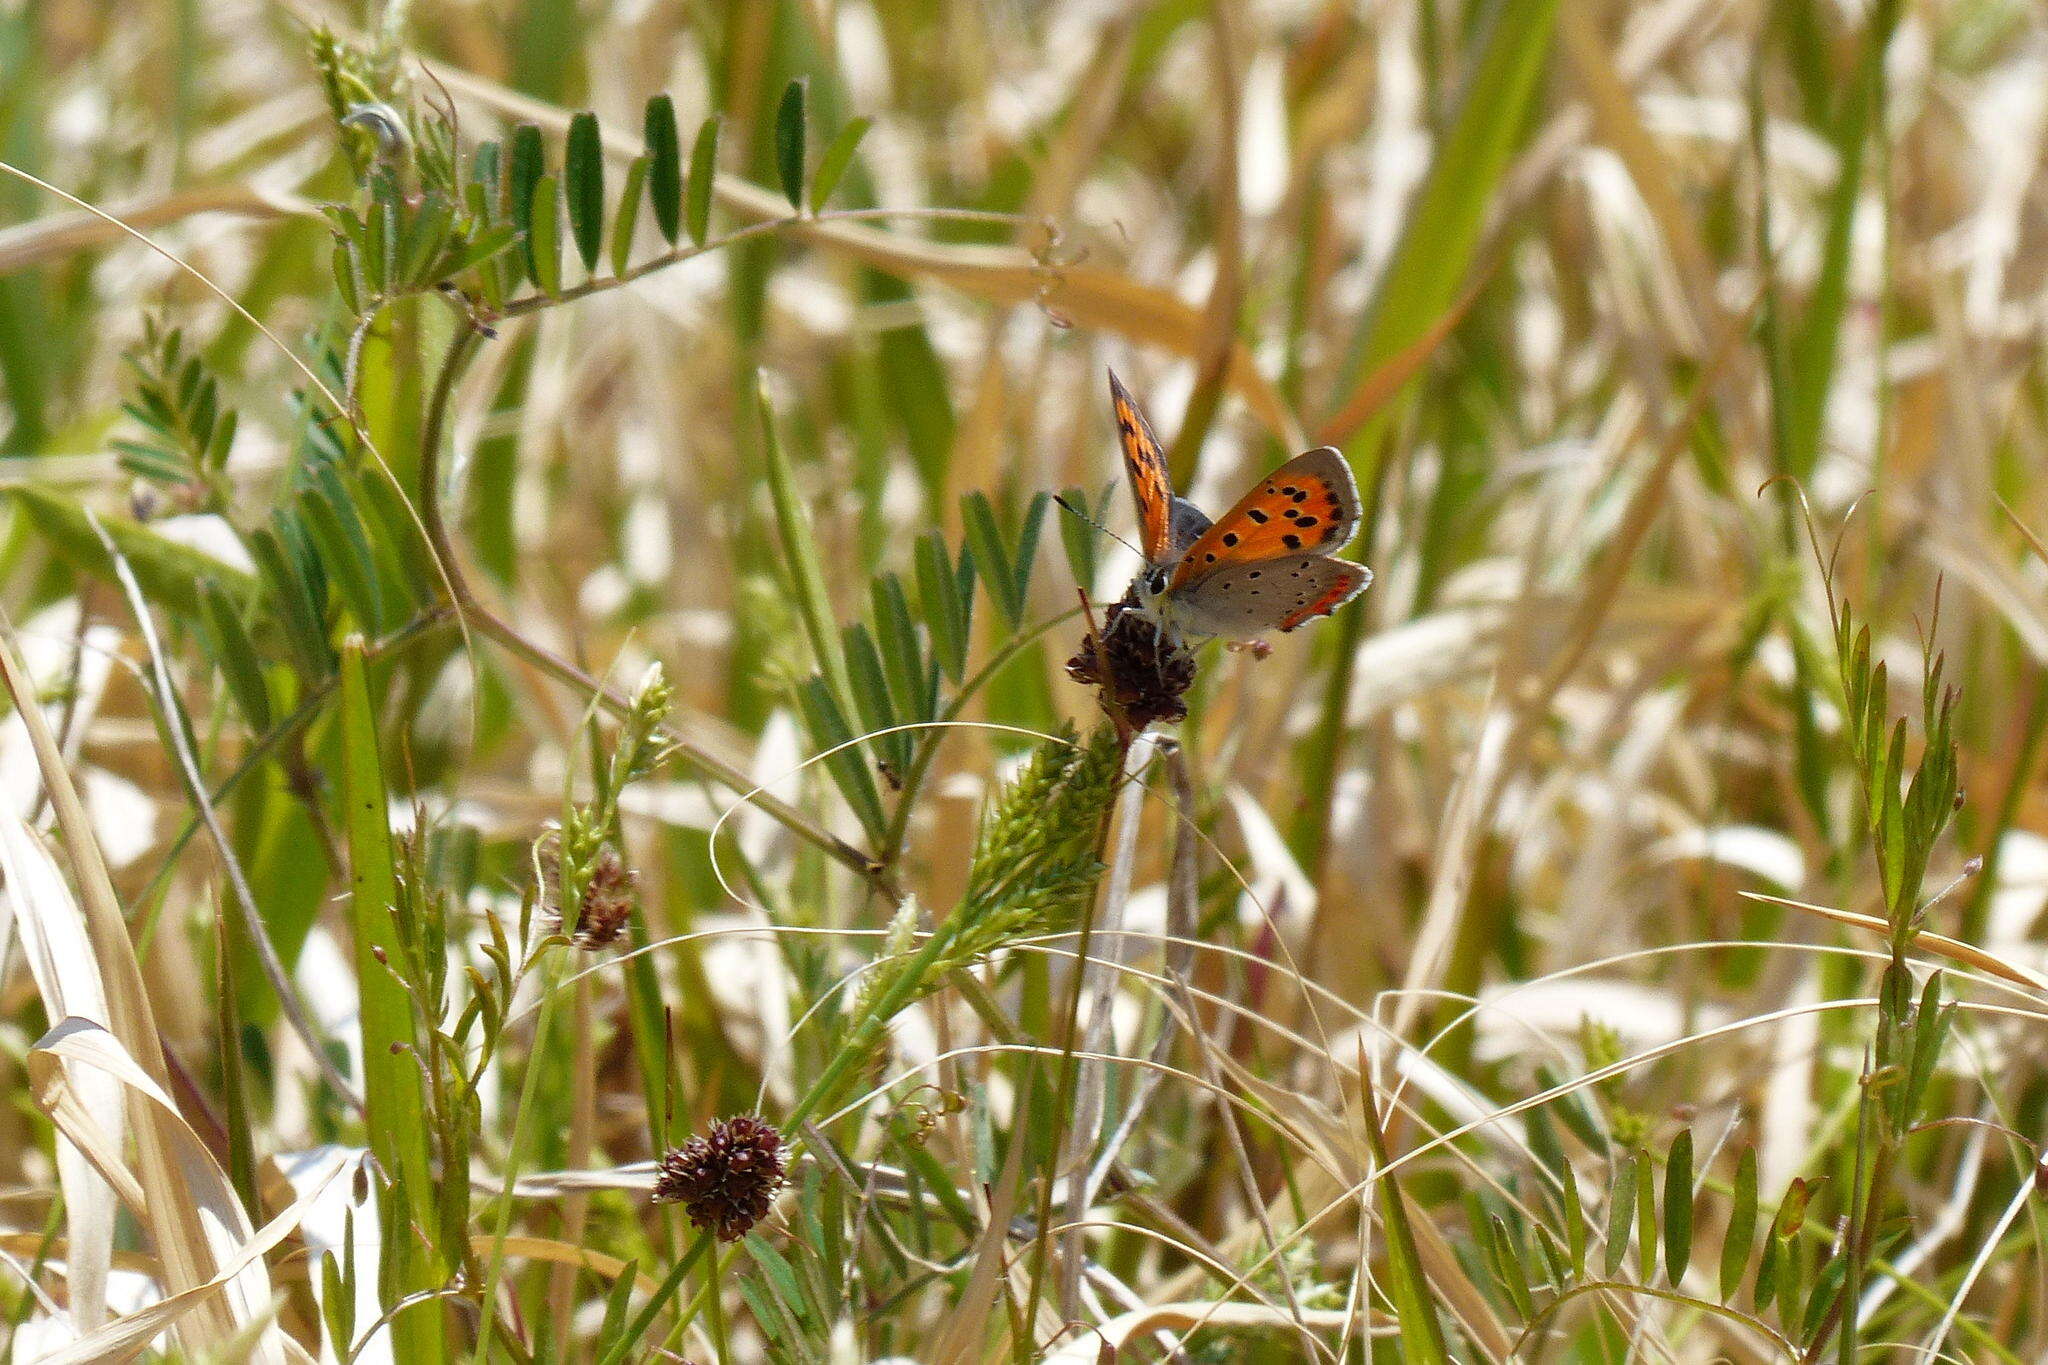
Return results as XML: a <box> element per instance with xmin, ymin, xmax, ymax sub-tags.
<box><xmin>415</xmin><ymin>318</ymin><xmax>903</xmax><ymax>904</ymax></box>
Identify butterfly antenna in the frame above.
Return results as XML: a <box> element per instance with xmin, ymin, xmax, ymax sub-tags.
<box><xmin>1052</xmin><ymin>493</ymin><xmax>1144</xmax><ymax>560</ymax></box>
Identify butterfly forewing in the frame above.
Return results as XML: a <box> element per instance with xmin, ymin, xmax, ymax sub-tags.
<box><xmin>1167</xmin><ymin>447</ymin><xmax>1360</xmax><ymax>591</ymax></box>
<box><xmin>1171</xmin><ymin>555</ymin><xmax>1371</xmax><ymax>638</ymax></box>
<box><xmin>1108</xmin><ymin>369</ymin><xmax>1175</xmax><ymax>564</ymax></box>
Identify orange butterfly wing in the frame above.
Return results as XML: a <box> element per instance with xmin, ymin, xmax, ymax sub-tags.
<box><xmin>1167</xmin><ymin>447</ymin><xmax>1360</xmax><ymax>591</ymax></box>
<box><xmin>1108</xmin><ymin>369</ymin><xmax>1174</xmax><ymax>563</ymax></box>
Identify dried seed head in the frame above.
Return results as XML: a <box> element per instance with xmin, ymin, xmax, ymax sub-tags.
<box><xmin>537</xmin><ymin>836</ymin><xmax>638</xmax><ymax>949</ymax></box>
<box><xmin>569</xmin><ymin>843</ymin><xmax>637</xmax><ymax>948</ymax></box>
<box><xmin>653</xmin><ymin>1115</ymin><xmax>788</xmax><ymax>1242</ymax></box>
<box><xmin>1066</xmin><ymin>596</ymin><xmax>1196</xmax><ymax>732</ymax></box>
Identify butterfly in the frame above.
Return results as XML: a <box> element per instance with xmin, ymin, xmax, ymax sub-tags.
<box><xmin>1109</xmin><ymin>369</ymin><xmax>1371</xmax><ymax>641</ymax></box>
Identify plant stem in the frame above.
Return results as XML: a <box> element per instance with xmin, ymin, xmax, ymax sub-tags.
<box><xmin>475</xmin><ymin>942</ymin><xmax>570</xmax><ymax>1361</ymax></box>
<box><xmin>700</xmin><ymin>1230</ymin><xmax>731</xmax><ymax>1363</ymax></box>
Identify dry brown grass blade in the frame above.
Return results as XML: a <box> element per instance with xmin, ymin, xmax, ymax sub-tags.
<box><xmin>1557</xmin><ymin>4</ymin><xmax>1721</xmax><ymax>352</ymax></box>
<box><xmin>929</xmin><ymin>1109</ymin><xmax>1030</xmax><ymax>1363</ymax></box>
<box><xmin>2000</xmin><ymin>495</ymin><xmax>2048</xmax><ymax>569</ymax></box>
<box><xmin>1311</xmin><ymin>264</ymin><xmax>1493</xmax><ymax>448</ymax></box>
<box><xmin>0</xmin><ymin>183</ymin><xmax>313</xmax><ymax>274</ymax></box>
<box><xmin>1057</xmin><ymin>750</ymin><xmax>1148</xmax><ymax>1317</ymax></box>
<box><xmin>424</xmin><ymin>63</ymin><xmax>1302</xmax><ymax>445</ymax></box>
<box><xmin>27</xmin><ymin>1018</ymin><xmax>295</xmax><ymax>1364</ymax></box>
<box><xmin>0</xmin><ymin>607</ymin><xmax>267</xmax><ymax>1353</ymax></box>
<box><xmin>1044</xmin><ymin>1301</ymin><xmax>1372</xmax><ymax>1363</ymax></box>
<box><xmin>0</xmin><ymin>812</ymin><xmax>120</xmax><ymax>1331</ymax></box>
<box><xmin>1743</xmin><ymin>892</ymin><xmax>2048</xmax><ymax>995</ymax></box>
<box><xmin>467</xmin><ymin>1235</ymin><xmax>663</xmax><ymax>1296</ymax></box>
<box><xmin>1390</xmin><ymin>293</ymin><xmax>1757</xmax><ymax>1043</ymax></box>
<box><xmin>1162</xmin><ymin>0</ymin><xmax>1251</xmax><ymax>481</ymax></box>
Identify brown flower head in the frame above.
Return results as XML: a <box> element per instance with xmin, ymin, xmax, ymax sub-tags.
<box><xmin>653</xmin><ymin>1114</ymin><xmax>788</xmax><ymax>1241</ymax></box>
<box><xmin>1066</xmin><ymin>595</ymin><xmax>1196</xmax><ymax>733</ymax></box>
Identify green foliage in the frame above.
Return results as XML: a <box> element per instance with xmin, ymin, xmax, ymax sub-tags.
<box><xmin>114</xmin><ymin>319</ymin><xmax>235</xmax><ymax>506</ymax></box>
<box><xmin>857</xmin><ymin>726</ymin><xmax>1117</xmax><ymax>1020</ymax></box>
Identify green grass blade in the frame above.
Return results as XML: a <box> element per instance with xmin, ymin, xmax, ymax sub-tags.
<box><xmin>758</xmin><ymin>375</ymin><xmax>852</xmax><ymax>712</ymax></box>
<box><xmin>1358</xmin><ymin>1076</ymin><xmax>1451</xmax><ymax>1363</ymax></box>
<box><xmin>337</xmin><ymin>637</ymin><xmax>444</xmax><ymax>1362</ymax></box>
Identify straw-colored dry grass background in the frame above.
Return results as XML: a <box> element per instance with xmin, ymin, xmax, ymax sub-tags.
<box><xmin>4</xmin><ymin>0</ymin><xmax>2048</xmax><ymax>1360</ymax></box>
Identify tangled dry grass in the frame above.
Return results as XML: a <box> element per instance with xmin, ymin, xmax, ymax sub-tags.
<box><xmin>5</xmin><ymin>0</ymin><xmax>2048</xmax><ymax>1360</ymax></box>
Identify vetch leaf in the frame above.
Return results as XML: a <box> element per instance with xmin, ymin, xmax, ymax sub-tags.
<box><xmin>1635</xmin><ymin>1154</ymin><xmax>1659</xmax><ymax>1282</ymax></box>
<box><xmin>1485</xmin><ymin>1215</ymin><xmax>1534</xmax><ymax>1320</ymax></box>
<box><xmin>1721</xmin><ymin>1145</ymin><xmax>1757</xmax><ymax>1302</ymax></box>
<box><xmin>686</xmin><ymin>115</ymin><xmax>720</xmax><ymax>247</ymax></box>
<box><xmin>775</xmin><ymin>78</ymin><xmax>808</xmax><ymax>210</ymax></box>
<box><xmin>331</xmin><ymin>234</ymin><xmax>363</xmax><ymax>313</ymax></box>
<box><xmin>301</xmin><ymin>483</ymin><xmax>386</xmax><ymax>633</ymax></box>
<box><xmin>611</xmin><ymin>154</ymin><xmax>647</xmax><ymax>277</ymax></box>
<box><xmin>1561</xmin><ymin>1161</ymin><xmax>1586</xmax><ymax>1279</ymax></box>
<box><xmin>810</xmin><ymin>115</ymin><xmax>871</xmax><ymax>211</ymax></box>
<box><xmin>1662</xmin><ymin>1127</ymin><xmax>1693</xmax><ymax>1285</ymax></box>
<box><xmin>844</xmin><ymin>622</ymin><xmax>909</xmax><ymax>772</ymax></box>
<box><xmin>246</xmin><ymin>520</ymin><xmax>331</xmax><ymax>679</ymax></box>
<box><xmin>1755</xmin><ymin>1229</ymin><xmax>1780</xmax><ymax>1311</ymax></box>
<box><xmin>198</xmin><ymin>580</ymin><xmax>272</xmax><ymax>733</ymax></box>
<box><xmin>1603</xmin><ymin>1154</ymin><xmax>1636</xmax><ymax>1278</ymax></box>
<box><xmin>529</xmin><ymin>172</ymin><xmax>562</xmax><ymax>295</ymax></box>
<box><xmin>565</xmin><ymin>111</ymin><xmax>605</xmax><ymax>271</ymax></box>
<box><xmin>1056</xmin><ymin>484</ymin><xmax>1105</xmax><ymax>589</ymax></box>
<box><xmin>870</xmin><ymin>573</ymin><xmax>933</xmax><ymax>724</ymax></box>
<box><xmin>960</xmin><ymin>492</ymin><xmax>1018</xmax><ymax>627</ymax></box>
<box><xmin>644</xmin><ymin>94</ymin><xmax>681</xmax><ymax>244</ymax></box>
<box><xmin>796</xmin><ymin>676</ymin><xmax>888</xmax><ymax>846</ymax></box>
<box><xmin>915</xmin><ymin>531</ymin><xmax>970</xmax><ymax>684</ymax></box>
<box><xmin>398</xmin><ymin>191</ymin><xmax>453</xmax><ymax>288</ymax></box>
<box><xmin>507</xmin><ymin>123</ymin><xmax>545</xmax><ymax>285</ymax></box>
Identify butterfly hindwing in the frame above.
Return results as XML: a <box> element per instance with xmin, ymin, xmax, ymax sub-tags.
<box><xmin>1170</xmin><ymin>555</ymin><xmax>1372</xmax><ymax>638</ymax></box>
<box><xmin>1167</xmin><ymin>447</ymin><xmax>1359</xmax><ymax>591</ymax></box>
<box><xmin>1108</xmin><ymin>369</ymin><xmax>1174</xmax><ymax>563</ymax></box>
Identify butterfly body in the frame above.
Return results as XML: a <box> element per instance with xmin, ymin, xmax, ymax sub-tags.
<box><xmin>1109</xmin><ymin>370</ymin><xmax>1370</xmax><ymax>642</ymax></box>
